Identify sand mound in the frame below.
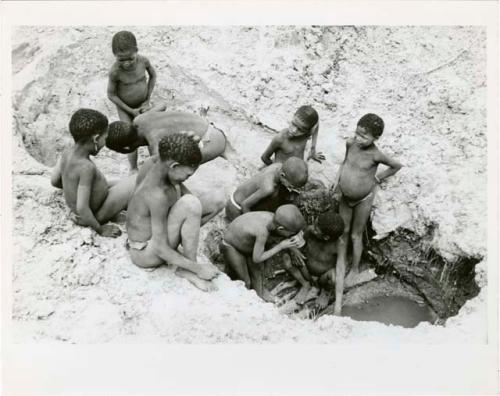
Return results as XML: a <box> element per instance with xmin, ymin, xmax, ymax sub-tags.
<box><xmin>11</xmin><ymin>26</ymin><xmax>487</xmax><ymax>343</ymax></box>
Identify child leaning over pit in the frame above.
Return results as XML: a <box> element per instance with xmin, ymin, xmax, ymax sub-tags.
<box><xmin>221</xmin><ymin>204</ymin><xmax>306</xmax><ymax>302</ymax></box>
<box><xmin>333</xmin><ymin>113</ymin><xmax>402</xmax><ymax>315</ymax></box>
<box><xmin>50</xmin><ymin>108</ymin><xmax>137</xmax><ymax>238</ymax></box>
<box><xmin>107</xmin><ymin>30</ymin><xmax>157</xmax><ymax>172</ymax></box>
<box><xmin>225</xmin><ymin>157</ymin><xmax>308</xmax><ymax>221</ymax></box>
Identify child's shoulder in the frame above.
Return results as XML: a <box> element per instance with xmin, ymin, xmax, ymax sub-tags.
<box><xmin>273</xmin><ymin>129</ymin><xmax>289</xmax><ymax>143</ymax></box>
<box><xmin>108</xmin><ymin>62</ymin><xmax>121</xmax><ymax>77</ymax></box>
<box><xmin>137</xmin><ymin>54</ymin><xmax>151</xmax><ymax>65</ymax></box>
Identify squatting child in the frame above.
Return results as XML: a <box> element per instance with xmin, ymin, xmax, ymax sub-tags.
<box><xmin>334</xmin><ymin>113</ymin><xmax>402</xmax><ymax>315</ymax></box>
<box><xmin>260</xmin><ymin>105</ymin><xmax>325</xmax><ymax>165</ymax></box>
<box><xmin>107</xmin><ymin>30</ymin><xmax>157</xmax><ymax>172</ymax></box>
<box><xmin>225</xmin><ymin>157</ymin><xmax>308</xmax><ymax>221</ymax></box>
<box><xmin>221</xmin><ymin>204</ymin><xmax>306</xmax><ymax>301</ymax></box>
<box><xmin>50</xmin><ymin>108</ymin><xmax>136</xmax><ymax>237</ymax></box>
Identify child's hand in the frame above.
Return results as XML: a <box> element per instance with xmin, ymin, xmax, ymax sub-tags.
<box><xmin>99</xmin><ymin>224</ymin><xmax>122</xmax><ymax>238</ymax></box>
<box><xmin>308</xmin><ymin>151</ymin><xmax>326</xmax><ymax>163</ymax></box>
<box><xmin>130</xmin><ymin>108</ymin><xmax>142</xmax><ymax>118</ymax></box>
<box><xmin>291</xmin><ymin>249</ymin><xmax>306</xmax><ymax>268</ymax></box>
<box><xmin>139</xmin><ymin>101</ymin><xmax>152</xmax><ymax>114</ymax></box>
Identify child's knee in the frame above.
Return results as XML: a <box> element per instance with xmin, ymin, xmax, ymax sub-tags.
<box><xmin>351</xmin><ymin>231</ymin><xmax>363</xmax><ymax>243</ymax></box>
<box><xmin>180</xmin><ymin>194</ymin><xmax>202</xmax><ymax>216</ymax></box>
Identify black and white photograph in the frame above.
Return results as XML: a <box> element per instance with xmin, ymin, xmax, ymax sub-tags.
<box><xmin>2</xmin><ymin>1</ymin><xmax>498</xmax><ymax>395</ymax></box>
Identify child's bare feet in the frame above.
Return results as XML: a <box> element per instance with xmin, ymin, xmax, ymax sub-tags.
<box><xmin>196</xmin><ymin>263</ymin><xmax>219</xmax><ymax>280</ymax></box>
<box><xmin>176</xmin><ymin>268</ymin><xmax>217</xmax><ymax>292</ymax></box>
<box><xmin>316</xmin><ymin>289</ymin><xmax>332</xmax><ymax>310</ymax></box>
<box><xmin>294</xmin><ymin>283</ymin><xmax>313</xmax><ymax>305</ymax></box>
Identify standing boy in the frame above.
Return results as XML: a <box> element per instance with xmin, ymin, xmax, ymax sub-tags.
<box><xmin>107</xmin><ymin>30</ymin><xmax>157</xmax><ymax>172</ymax></box>
<box><xmin>334</xmin><ymin>113</ymin><xmax>402</xmax><ymax>315</ymax></box>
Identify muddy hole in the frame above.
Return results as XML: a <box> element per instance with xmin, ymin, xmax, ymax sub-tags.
<box><xmin>342</xmin><ymin>296</ymin><xmax>436</xmax><ymax>328</ymax></box>
<box><xmin>205</xmin><ymin>195</ymin><xmax>482</xmax><ymax>327</ymax></box>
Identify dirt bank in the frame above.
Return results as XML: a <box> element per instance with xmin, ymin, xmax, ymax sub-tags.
<box><xmin>11</xmin><ymin>26</ymin><xmax>487</xmax><ymax>343</ymax></box>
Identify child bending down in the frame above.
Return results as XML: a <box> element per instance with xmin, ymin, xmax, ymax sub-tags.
<box><xmin>334</xmin><ymin>113</ymin><xmax>402</xmax><ymax>315</ymax></box>
<box><xmin>107</xmin><ymin>30</ymin><xmax>157</xmax><ymax>172</ymax></box>
<box><xmin>221</xmin><ymin>204</ymin><xmax>306</xmax><ymax>302</ymax></box>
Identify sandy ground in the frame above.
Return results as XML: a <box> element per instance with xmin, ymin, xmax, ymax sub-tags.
<box><xmin>11</xmin><ymin>26</ymin><xmax>487</xmax><ymax>343</ymax></box>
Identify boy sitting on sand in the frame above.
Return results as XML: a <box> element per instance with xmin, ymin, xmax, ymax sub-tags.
<box><xmin>225</xmin><ymin>157</ymin><xmax>308</xmax><ymax>221</ymax></box>
<box><xmin>50</xmin><ymin>108</ymin><xmax>136</xmax><ymax>237</ymax></box>
<box><xmin>107</xmin><ymin>30</ymin><xmax>157</xmax><ymax>172</ymax></box>
<box><xmin>334</xmin><ymin>113</ymin><xmax>402</xmax><ymax>315</ymax></box>
<box><xmin>281</xmin><ymin>209</ymin><xmax>376</xmax><ymax>309</ymax></box>
<box><xmin>260</xmin><ymin>105</ymin><xmax>325</xmax><ymax>165</ymax></box>
<box><xmin>105</xmin><ymin>107</ymin><xmax>229</xmax><ymax>167</ymax></box>
<box><xmin>221</xmin><ymin>204</ymin><xmax>306</xmax><ymax>301</ymax></box>
<box><xmin>126</xmin><ymin>133</ymin><xmax>219</xmax><ymax>291</ymax></box>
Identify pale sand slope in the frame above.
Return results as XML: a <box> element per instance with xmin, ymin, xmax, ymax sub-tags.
<box><xmin>11</xmin><ymin>26</ymin><xmax>487</xmax><ymax>343</ymax></box>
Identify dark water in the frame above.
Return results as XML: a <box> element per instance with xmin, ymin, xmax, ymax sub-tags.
<box><xmin>342</xmin><ymin>296</ymin><xmax>435</xmax><ymax>328</ymax></box>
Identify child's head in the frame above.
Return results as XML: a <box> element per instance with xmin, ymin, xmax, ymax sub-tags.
<box><xmin>288</xmin><ymin>105</ymin><xmax>319</xmax><ymax>138</ymax></box>
<box><xmin>273</xmin><ymin>204</ymin><xmax>306</xmax><ymax>237</ymax></box>
<box><xmin>314</xmin><ymin>209</ymin><xmax>344</xmax><ymax>241</ymax></box>
<box><xmin>69</xmin><ymin>108</ymin><xmax>108</xmax><ymax>154</ymax></box>
<box><xmin>355</xmin><ymin>113</ymin><xmax>384</xmax><ymax>147</ymax></box>
<box><xmin>280</xmin><ymin>157</ymin><xmax>308</xmax><ymax>191</ymax></box>
<box><xmin>158</xmin><ymin>133</ymin><xmax>202</xmax><ymax>183</ymax></box>
<box><xmin>112</xmin><ymin>31</ymin><xmax>139</xmax><ymax>71</ymax></box>
<box><xmin>106</xmin><ymin>121</ymin><xmax>140</xmax><ymax>153</ymax></box>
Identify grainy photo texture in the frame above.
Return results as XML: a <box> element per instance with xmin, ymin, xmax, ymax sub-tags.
<box><xmin>12</xmin><ymin>26</ymin><xmax>487</xmax><ymax>343</ymax></box>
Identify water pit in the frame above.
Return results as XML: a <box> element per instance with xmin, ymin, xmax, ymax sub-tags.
<box><xmin>206</xmin><ymin>218</ymin><xmax>481</xmax><ymax>328</ymax></box>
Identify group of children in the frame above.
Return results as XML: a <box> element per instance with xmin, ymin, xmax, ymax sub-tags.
<box><xmin>51</xmin><ymin>31</ymin><xmax>403</xmax><ymax>315</ymax></box>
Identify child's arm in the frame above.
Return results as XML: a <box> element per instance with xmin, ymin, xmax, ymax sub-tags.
<box><xmin>252</xmin><ymin>233</ymin><xmax>302</xmax><ymax>263</ymax></box>
<box><xmin>140</xmin><ymin>57</ymin><xmax>157</xmax><ymax>112</ymax></box>
<box><xmin>307</xmin><ymin>121</ymin><xmax>325</xmax><ymax>163</ymax></box>
<box><xmin>76</xmin><ymin>166</ymin><xmax>121</xmax><ymax>237</ymax></box>
<box><xmin>260</xmin><ymin>135</ymin><xmax>283</xmax><ymax>165</ymax></box>
<box><xmin>107</xmin><ymin>70</ymin><xmax>141</xmax><ymax>118</ymax></box>
<box><xmin>50</xmin><ymin>157</ymin><xmax>63</xmax><ymax>189</ymax></box>
<box><xmin>374</xmin><ymin>151</ymin><xmax>403</xmax><ymax>183</ymax></box>
<box><xmin>331</xmin><ymin>138</ymin><xmax>353</xmax><ymax>193</ymax></box>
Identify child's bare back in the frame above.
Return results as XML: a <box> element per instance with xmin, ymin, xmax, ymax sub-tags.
<box><xmin>58</xmin><ymin>149</ymin><xmax>109</xmax><ymax>214</ymax></box>
<box><xmin>224</xmin><ymin>212</ymin><xmax>274</xmax><ymax>254</ymax></box>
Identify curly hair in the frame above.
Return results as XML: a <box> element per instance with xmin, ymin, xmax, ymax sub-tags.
<box><xmin>106</xmin><ymin>121</ymin><xmax>138</xmax><ymax>153</ymax></box>
<box><xmin>158</xmin><ymin>133</ymin><xmax>202</xmax><ymax>166</ymax></box>
<box><xmin>69</xmin><ymin>108</ymin><xmax>108</xmax><ymax>142</ymax></box>
<box><xmin>357</xmin><ymin>113</ymin><xmax>385</xmax><ymax>138</ymax></box>
<box><xmin>295</xmin><ymin>105</ymin><xmax>319</xmax><ymax>129</ymax></box>
<box><xmin>282</xmin><ymin>157</ymin><xmax>308</xmax><ymax>188</ymax></box>
<box><xmin>275</xmin><ymin>204</ymin><xmax>305</xmax><ymax>234</ymax></box>
<box><xmin>317</xmin><ymin>209</ymin><xmax>344</xmax><ymax>241</ymax></box>
<box><xmin>112</xmin><ymin>31</ymin><xmax>138</xmax><ymax>54</ymax></box>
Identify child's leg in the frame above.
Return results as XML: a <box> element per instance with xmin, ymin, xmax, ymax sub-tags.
<box><xmin>95</xmin><ymin>174</ymin><xmax>137</xmax><ymax>224</ymax></box>
<box><xmin>166</xmin><ymin>195</ymin><xmax>217</xmax><ymax>290</ymax></box>
<box><xmin>221</xmin><ymin>243</ymin><xmax>251</xmax><ymax>288</ymax></box>
<box><xmin>334</xmin><ymin>198</ymin><xmax>353</xmax><ymax>314</ymax></box>
<box><xmin>247</xmin><ymin>259</ymin><xmax>275</xmax><ymax>302</ymax></box>
<box><xmin>350</xmin><ymin>190</ymin><xmax>376</xmax><ymax>274</ymax></box>
<box><xmin>116</xmin><ymin>106</ymin><xmax>139</xmax><ymax>172</ymax></box>
<box><xmin>195</xmin><ymin>189</ymin><xmax>225</xmax><ymax>225</ymax></box>
<box><xmin>282</xmin><ymin>253</ymin><xmax>309</xmax><ymax>287</ymax></box>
